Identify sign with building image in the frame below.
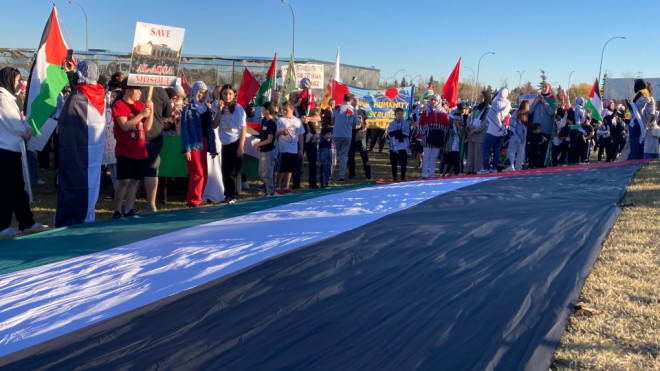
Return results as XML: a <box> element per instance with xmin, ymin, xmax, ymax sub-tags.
<box><xmin>127</xmin><ymin>22</ymin><xmax>185</xmax><ymax>87</ymax></box>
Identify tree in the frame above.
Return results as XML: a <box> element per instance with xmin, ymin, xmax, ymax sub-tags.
<box><xmin>428</xmin><ymin>75</ymin><xmax>435</xmax><ymax>87</ymax></box>
<box><xmin>400</xmin><ymin>77</ymin><xmax>407</xmax><ymax>87</ymax></box>
<box><xmin>486</xmin><ymin>85</ymin><xmax>496</xmax><ymax>99</ymax></box>
<box><xmin>575</xmin><ymin>82</ymin><xmax>591</xmax><ymax>99</ymax></box>
<box><xmin>539</xmin><ymin>69</ymin><xmax>548</xmax><ymax>91</ymax></box>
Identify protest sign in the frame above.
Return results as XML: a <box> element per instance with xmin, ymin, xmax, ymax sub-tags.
<box><xmin>127</xmin><ymin>22</ymin><xmax>185</xmax><ymax>87</ymax></box>
<box><xmin>351</xmin><ymin>86</ymin><xmax>414</xmax><ymax>130</ymax></box>
<box><xmin>281</xmin><ymin>63</ymin><xmax>324</xmax><ymax>89</ymax></box>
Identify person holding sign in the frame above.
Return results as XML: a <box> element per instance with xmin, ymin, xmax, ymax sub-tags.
<box><xmin>111</xmin><ymin>79</ymin><xmax>154</xmax><ymax>219</ymax></box>
<box><xmin>180</xmin><ymin>81</ymin><xmax>217</xmax><ymax>207</ymax></box>
<box><xmin>213</xmin><ymin>84</ymin><xmax>246</xmax><ymax>204</ymax></box>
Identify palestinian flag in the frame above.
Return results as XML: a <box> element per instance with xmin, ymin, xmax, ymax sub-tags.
<box><xmin>0</xmin><ymin>162</ymin><xmax>646</xmax><ymax>370</ymax></box>
<box><xmin>255</xmin><ymin>53</ymin><xmax>277</xmax><ymax>107</ymax></box>
<box><xmin>236</xmin><ymin>67</ymin><xmax>260</xmax><ymax>108</ymax></box>
<box><xmin>54</xmin><ymin>81</ymin><xmax>106</xmax><ymax>227</ymax></box>
<box><xmin>280</xmin><ymin>54</ymin><xmax>297</xmax><ymax>105</ymax></box>
<box><xmin>24</xmin><ymin>7</ymin><xmax>70</xmax><ymax>137</ymax></box>
<box><xmin>585</xmin><ymin>79</ymin><xmax>603</xmax><ymax>122</ymax></box>
<box><xmin>419</xmin><ymin>84</ymin><xmax>434</xmax><ymax>102</ymax></box>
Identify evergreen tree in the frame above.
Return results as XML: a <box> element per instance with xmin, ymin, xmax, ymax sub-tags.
<box><xmin>400</xmin><ymin>77</ymin><xmax>407</xmax><ymax>87</ymax></box>
<box><xmin>428</xmin><ymin>75</ymin><xmax>435</xmax><ymax>87</ymax></box>
<box><xmin>539</xmin><ymin>69</ymin><xmax>548</xmax><ymax>91</ymax></box>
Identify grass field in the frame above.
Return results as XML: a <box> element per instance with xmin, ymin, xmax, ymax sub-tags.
<box><xmin>5</xmin><ymin>149</ymin><xmax>660</xmax><ymax>369</ymax></box>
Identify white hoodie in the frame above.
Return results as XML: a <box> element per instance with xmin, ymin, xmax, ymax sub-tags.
<box><xmin>0</xmin><ymin>87</ymin><xmax>30</xmax><ymax>153</ymax></box>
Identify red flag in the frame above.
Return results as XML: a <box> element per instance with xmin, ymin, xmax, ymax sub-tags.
<box><xmin>561</xmin><ymin>90</ymin><xmax>568</xmax><ymax>109</ymax></box>
<box><xmin>237</xmin><ymin>67</ymin><xmax>260</xmax><ymax>108</ymax></box>
<box><xmin>332</xmin><ymin>80</ymin><xmax>350</xmax><ymax>105</ymax></box>
<box><xmin>442</xmin><ymin>58</ymin><xmax>461</xmax><ymax>108</ymax></box>
<box><xmin>180</xmin><ymin>71</ymin><xmax>191</xmax><ymax>95</ymax></box>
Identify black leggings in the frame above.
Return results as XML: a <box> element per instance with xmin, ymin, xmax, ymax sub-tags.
<box><xmin>221</xmin><ymin>140</ymin><xmax>242</xmax><ymax>199</ymax></box>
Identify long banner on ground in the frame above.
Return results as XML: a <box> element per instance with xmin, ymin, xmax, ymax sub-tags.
<box><xmin>350</xmin><ymin>85</ymin><xmax>414</xmax><ymax>130</ymax></box>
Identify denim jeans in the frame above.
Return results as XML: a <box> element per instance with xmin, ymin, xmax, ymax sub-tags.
<box><xmin>482</xmin><ymin>133</ymin><xmax>505</xmax><ymax>171</ymax></box>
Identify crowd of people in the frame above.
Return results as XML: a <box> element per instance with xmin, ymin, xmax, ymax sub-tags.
<box><xmin>2</xmin><ymin>61</ymin><xmax>660</xmax><ymax>236</ymax></box>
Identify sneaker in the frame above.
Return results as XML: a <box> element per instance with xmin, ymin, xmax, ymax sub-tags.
<box><xmin>28</xmin><ymin>222</ymin><xmax>48</xmax><ymax>230</ymax></box>
<box><xmin>227</xmin><ymin>198</ymin><xmax>237</xmax><ymax>204</ymax></box>
<box><xmin>112</xmin><ymin>211</ymin><xmax>122</xmax><ymax>219</ymax></box>
<box><xmin>35</xmin><ymin>179</ymin><xmax>46</xmax><ymax>185</ymax></box>
<box><xmin>489</xmin><ymin>169</ymin><xmax>497</xmax><ymax>173</ymax></box>
<box><xmin>0</xmin><ymin>227</ymin><xmax>22</xmax><ymax>236</ymax></box>
<box><xmin>276</xmin><ymin>189</ymin><xmax>285</xmax><ymax>195</ymax></box>
<box><xmin>123</xmin><ymin>209</ymin><xmax>136</xmax><ymax>217</ymax></box>
<box><xmin>339</xmin><ymin>178</ymin><xmax>345</xmax><ymax>183</ymax></box>
<box><xmin>392</xmin><ymin>177</ymin><xmax>398</xmax><ymax>181</ymax></box>
<box><xmin>476</xmin><ymin>169</ymin><xmax>490</xmax><ymax>174</ymax></box>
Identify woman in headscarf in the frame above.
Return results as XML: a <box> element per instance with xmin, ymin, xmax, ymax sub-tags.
<box><xmin>213</xmin><ymin>84</ymin><xmax>246</xmax><ymax>204</ymax></box>
<box><xmin>506</xmin><ymin>100</ymin><xmax>529</xmax><ymax>171</ymax></box>
<box><xmin>626</xmin><ymin>78</ymin><xmax>654</xmax><ymax>160</ymax></box>
<box><xmin>479</xmin><ymin>87</ymin><xmax>511</xmax><ymax>173</ymax></box>
<box><xmin>418</xmin><ymin>94</ymin><xmax>449</xmax><ymax>178</ymax></box>
<box><xmin>0</xmin><ymin>67</ymin><xmax>46</xmax><ymax>236</ymax></box>
<box><xmin>465</xmin><ymin>90</ymin><xmax>491</xmax><ymax>173</ymax></box>
<box><xmin>180</xmin><ymin>81</ymin><xmax>217</xmax><ymax>207</ymax></box>
<box><xmin>55</xmin><ymin>60</ymin><xmax>107</xmax><ymax>227</ymax></box>
<box><xmin>530</xmin><ymin>82</ymin><xmax>557</xmax><ymax>165</ymax></box>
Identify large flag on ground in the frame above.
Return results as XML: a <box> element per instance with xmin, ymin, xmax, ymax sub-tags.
<box><xmin>54</xmin><ymin>72</ymin><xmax>106</xmax><ymax>227</ymax></box>
<box><xmin>442</xmin><ymin>58</ymin><xmax>461</xmax><ymax>108</ymax></box>
<box><xmin>24</xmin><ymin>7</ymin><xmax>70</xmax><ymax>137</ymax></box>
<box><xmin>320</xmin><ymin>47</ymin><xmax>343</xmax><ymax>109</ymax></box>
<box><xmin>0</xmin><ymin>162</ymin><xmax>645</xmax><ymax>370</ymax></box>
<box><xmin>236</xmin><ymin>67</ymin><xmax>260</xmax><ymax>108</ymax></box>
<box><xmin>419</xmin><ymin>84</ymin><xmax>434</xmax><ymax>102</ymax></box>
<box><xmin>255</xmin><ymin>53</ymin><xmax>277</xmax><ymax>107</ymax></box>
<box><xmin>281</xmin><ymin>54</ymin><xmax>297</xmax><ymax>104</ymax></box>
<box><xmin>585</xmin><ymin>79</ymin><xmax>603</xmax><ymax>122</ymax></box>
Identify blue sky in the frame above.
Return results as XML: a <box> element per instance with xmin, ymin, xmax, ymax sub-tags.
<box><xmin>2</xmin><ymin>0</ymin><xmax>658</xmax><ymax>91</ymax></box>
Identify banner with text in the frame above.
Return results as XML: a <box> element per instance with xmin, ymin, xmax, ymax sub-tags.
<box><xmin>280</xmin><ymin>63</ymin><xmax>324</xmax><ymax>89</ymax></box>
<box><xmin>351</xmin><ymin>86</ymin><xmax>414</xmax><ymax>130</ymax></box>
<box><xmin>128</xmin><ymin>22</ymin><xmax>185</xmax><ymax>87</ymax></box>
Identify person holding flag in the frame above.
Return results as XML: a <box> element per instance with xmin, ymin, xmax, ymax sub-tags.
<box><xmin>530</xmin><ymin>83</ymin><xmax>557</xmax><ymax>166</ymax></box>
<box><xmin>626</xmin><ymin>79</ymin><xmax>654</xmax><ymax>160</ymax></box>
<box><xmin>0</xmin><ymin>67</ymin><xmax>47</xmax><ymax>236</ymax></box>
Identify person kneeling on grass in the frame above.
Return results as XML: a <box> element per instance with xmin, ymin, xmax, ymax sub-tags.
<box><xmin>388</xmin><ymin>107</ymin><xmax>410</xmax><ymax>181</ymax></box>
<box><xmin>275</xmin><ymin>101</ymin><xmax>304</xmax><ymax>194</ymax></box>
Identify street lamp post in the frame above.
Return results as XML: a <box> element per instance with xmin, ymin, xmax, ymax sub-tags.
<box><xmin>567</xmin><ymin>70</ymin><xmax>575</xmax><ymax>102</ymax></box>
<box><xmin>393</xmin><ymin>69</ymin><xmax>405</xmax><ymax>88</ymax></box>
<box><xmin>281</xmin><ymin>0</ymin><xmax>295</xmax><ymax>57</ymax></box>
<box><xmin>516</xmin><ymin>70</ymin><xmax>525</xmax><ymax>101</ymax></box>
<box><xmin>464</xmin><ymin>65</ymin><xmax>475</xmax><ymax>102</ymax></box>
<box><xmin>598</xmin><ymin>36</ymin><xmax>625</xmax><ymax>83</ymax></box>
<box><xmin>476</xmin><ymin>51</ymin><xmax>495</xmax><ymax>101</ymax></box>
<box><xmin>68</xmin><ymin>0</ymin><xmax>88</xmax><ymax>51</ymax></box>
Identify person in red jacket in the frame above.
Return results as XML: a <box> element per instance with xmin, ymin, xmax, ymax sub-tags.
<box><xmin>418</xmin><ymin>95</ymin><xmax>449</xmax><ymax>178</ymax></box>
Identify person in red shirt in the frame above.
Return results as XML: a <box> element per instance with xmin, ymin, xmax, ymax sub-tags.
<box><xmin>111</xmin><ymin>80</ymin><xmax>153</xmax><ymax>219</ymax></box>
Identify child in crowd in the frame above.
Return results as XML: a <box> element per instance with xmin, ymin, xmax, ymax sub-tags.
<box><xmin>255</xmin><ymin>101</ymin><xmax>278</xmax><ymax>196</ymax></box>
<box><xmin>275</xmin><ymin>101</ymin><xmax>304</xmax><ymax>194</ymax></box>
<box><xmin>527</xmin><ymin>123</ymin><xmax>547</xmax><ymax>169</ymax></box>
<box><xmin>387</xmin><ymin>107</ymin><xmax>410</xmax><ymax>181</ymax></box>
<box><xmin>317</xmin><ymin>127</ymin><xmax>336</xmax><ymax>188</ymax></box>
<box><xmin>643</xmin><ymin>111</ymin><xmax>660</xmax><ymax>159</ymax></box>
<box><xmin>443</xmin><ymin>113</ymin><xmax>463</xmax><ymax>177</ymax></box>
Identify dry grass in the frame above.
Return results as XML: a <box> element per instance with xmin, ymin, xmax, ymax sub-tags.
<box><xmin>552</xmin><ymin>160</ymin><xmax>660</xmax><ymax>370</ymax></box>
